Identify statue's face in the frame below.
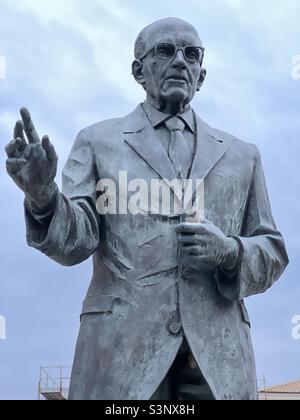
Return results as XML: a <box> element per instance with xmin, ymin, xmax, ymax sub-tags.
<box><xmin>135</xmin><ymin>23</ymin><xmax>206</xmax><ymax>113</ymax></box>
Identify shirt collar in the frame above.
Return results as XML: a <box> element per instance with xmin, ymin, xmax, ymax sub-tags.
<box><xmin>142</xmin><ymin>100</ymin><xmax>196</xmax><ymax>134</ymax></box>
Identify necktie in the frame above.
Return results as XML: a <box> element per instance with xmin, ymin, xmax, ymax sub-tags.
<box><xmin>165</xmin><ymin>117</ymin><xmax>191</xmax><ymax>179</ymax></box>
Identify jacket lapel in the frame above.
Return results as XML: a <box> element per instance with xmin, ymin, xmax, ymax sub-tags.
<box><xmin>123</xmin><ymin>105</ymin><xmax>235</xmax><ymax>212</ymax></box>
<box><xmin>185</xmin><ymin>114</ymin><xmax>236</xmax><ymax>211</ymax></box>
<box><xmin>123</xmin><ymin>105</ymin><xmax>183</xmax><ymax>203</ymax></box>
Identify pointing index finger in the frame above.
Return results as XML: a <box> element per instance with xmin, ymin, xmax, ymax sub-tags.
<box><xmin>20</xmin><ymin>107</ymin><xmax>40</xmax><ymax>144</ymax></box>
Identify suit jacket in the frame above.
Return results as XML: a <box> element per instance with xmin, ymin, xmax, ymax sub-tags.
<box><xmin>24</xmin><ymin>104</ymin><xmax>289</xmax><ymax>400</ymax></box>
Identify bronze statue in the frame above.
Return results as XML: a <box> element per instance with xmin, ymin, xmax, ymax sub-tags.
<box><xmin>5</xmin><ymin>18</ymin><xmax>289</xmax><ymax>400</ymax></box>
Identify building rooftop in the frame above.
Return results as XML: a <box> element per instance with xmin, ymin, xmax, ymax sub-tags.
<box><xmin>261</xmin><ymin>380</ymin><xmax>300</xmax><ymax>394</ymax></box>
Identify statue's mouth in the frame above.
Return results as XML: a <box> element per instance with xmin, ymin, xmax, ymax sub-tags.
<box><xmin>166</xmin><ymin>75</ymin><xmax>188</xmax><ymax>82</ymax></box>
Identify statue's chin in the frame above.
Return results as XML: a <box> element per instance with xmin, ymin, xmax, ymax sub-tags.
<box><xmin>160</xmin><ymin>88</ymin><xmax>189</xmax><ymax>114</ymax></box>
<box><xmin>169</xmin><ymin>88</ymin><xmax>187</xmax><ymax>103</ymax></box>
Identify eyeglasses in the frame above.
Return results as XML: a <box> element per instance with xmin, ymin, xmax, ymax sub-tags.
<box><xmin>140</xmin><ymin>43</ymin><xmax>205</xmax><ymax>64</ymax></box>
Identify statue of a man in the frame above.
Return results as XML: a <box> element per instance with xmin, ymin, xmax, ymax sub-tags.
<box><xmin>5</xmin><ymin>18</ymin><xmax>289</xmax><ymax>400</ymax></box>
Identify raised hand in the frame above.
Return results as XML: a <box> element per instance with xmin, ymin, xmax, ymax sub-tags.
<box><xmin>5</xmin><ymin>107</ymin><xmax>58</xmax><ymax>209</ymax></box>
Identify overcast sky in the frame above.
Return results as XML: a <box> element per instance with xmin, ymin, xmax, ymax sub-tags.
<box><xmin>0</xmin><ymin>0</ymin><xmax>299</xmax><ymax>400</ymax></box>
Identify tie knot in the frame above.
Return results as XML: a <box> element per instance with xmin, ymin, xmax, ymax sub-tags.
<box><xmin>165</xmin><ymin>117</ymin><xmax>185</xmax><ymax>133</ymax></box>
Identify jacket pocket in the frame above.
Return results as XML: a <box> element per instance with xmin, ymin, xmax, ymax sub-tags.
<box><xmin>239</xmin><ymin>301</ymin><xmax>251</xmax><ymax>329</ymax></box>
<box><xmin>80</xmin><ymin>294</ymin><xmax>131</xmax><ymax>320</ymax></box>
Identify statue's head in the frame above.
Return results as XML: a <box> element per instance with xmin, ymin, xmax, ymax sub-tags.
<box><xmin>132</xmin><ymin>18</ymin><xmax>207</xmax><ymax>115</ymax></box>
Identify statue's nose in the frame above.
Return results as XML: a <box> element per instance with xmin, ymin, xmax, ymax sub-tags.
<box><xmin>173</xmin><ymin>50</ymin><xmax>187</xmax><ymax>68</ymax></box>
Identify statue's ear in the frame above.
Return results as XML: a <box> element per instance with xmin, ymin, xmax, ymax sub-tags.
<box><xmin>197</xmin><ymin>68</ymin><xmax>207</xmax><ymax>91</ymax></box>
<box><xmin>132</xmin><ymin>60</ymin><xmax>145</xmax><ymax>86</ymax></box>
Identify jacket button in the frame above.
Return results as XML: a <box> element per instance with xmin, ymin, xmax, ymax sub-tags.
<box><xmin>169</xmin><ymin>322</ymin><xmax>182</xmax><ymax>335</ymax></box>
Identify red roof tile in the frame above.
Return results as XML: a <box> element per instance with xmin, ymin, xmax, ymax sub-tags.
<box><xmin>261</xmin><ymin>381</ymin><xmax>300</xmax><ymax>394</ymax></box>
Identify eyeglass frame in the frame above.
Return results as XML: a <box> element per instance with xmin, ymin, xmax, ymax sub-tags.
<box><xmin>139</xmin><ymin>42</ymin><xmax>205</xmax><ymax>65</ymax></box>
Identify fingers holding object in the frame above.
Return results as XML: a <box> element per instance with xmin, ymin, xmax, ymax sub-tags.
<box><xmin>20</xmin><ymin>107</ymin><xmax>40</xmax><ymax>144</ymax></box>
<box><xmin>14</xmin><ymin>120</ymin><xmax>27</xmax><ymax>149</ymax></box>
<box><xmin>178</xmin><ymin>235</ymin><xmax>197</xmax><ymax>246</ymax></box>
<box><xmin>175</xmin><ymin>222</ymin><xmax>206</xmax><ymax>235</ymax></box>
<box><xmin>181</xmin><ymin>245</ymin><xmax>200</xmax><ymax>257</ymax></box>
<box><xmin>5</xmin><ymin>138</ymin><xmax>24</xmax><ymax>158</ymax></box>
<box><xmin>178</xmin><ymin>232</ymin><xmax>208</xmax><ymax>245</ymax></box>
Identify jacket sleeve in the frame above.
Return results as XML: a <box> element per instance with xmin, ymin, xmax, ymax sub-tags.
<box><xmin>216</xmin><ymin>146</ymin><xmax>289</xmax><ymax>301</ymax></box>
<box><xmin>24</xmin><ymin>129</ymin><xmax>100</xmax><ymax>267</ymax></box>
